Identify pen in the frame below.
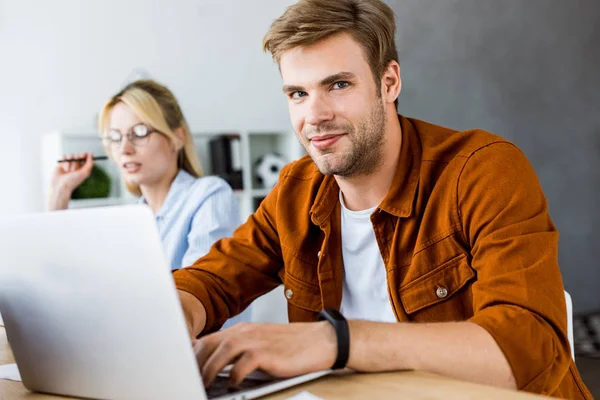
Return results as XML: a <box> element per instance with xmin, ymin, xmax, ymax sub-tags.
<box><xmin>57</xmin><ymin>156</ymin><xmax>109</xmax><ymax>163</ymax></box>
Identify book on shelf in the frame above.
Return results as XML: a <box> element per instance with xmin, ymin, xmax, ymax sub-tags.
<box><xmin>209</xmin><ymin>134</ymin><xmax>243</xmax><ymax>190</ymax></box>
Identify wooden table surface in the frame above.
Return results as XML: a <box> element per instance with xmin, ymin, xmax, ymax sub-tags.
<box><xmin>0</xmin><ymin>326</ymin><xmax>547</xmax><ymax>400</ymax></box>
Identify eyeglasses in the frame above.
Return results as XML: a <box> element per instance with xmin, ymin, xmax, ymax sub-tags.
<box><xmin>102</xmin><ymin>124</ymin><xmax>159</xmax><ymax>147</ymax></box>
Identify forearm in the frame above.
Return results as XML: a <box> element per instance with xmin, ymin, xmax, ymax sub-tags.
<box><xmin>47</xmin><ymin>188</ymin><xmax>71</xmax><ymax>211</ymax></box>
<box><xmin>178</xmin><ymin>290</ymin><xmax>207</xmax><ymax>338</ymax></box>
<box><xmin>347</xmin><ymin>320</ymin><xmax>516</xmax><ymax>390</ymax></box>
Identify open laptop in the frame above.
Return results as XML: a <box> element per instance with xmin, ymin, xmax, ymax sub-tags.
<box><xmin>0</xmin><ymin>205</ymin><xmax>330</xmax><ymax>400</ymax></box>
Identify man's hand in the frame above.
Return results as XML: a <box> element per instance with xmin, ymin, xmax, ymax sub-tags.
<box><xmin>194</xmin><ymin>321</ymin><xmax>337</xmax><ymax>388</ymax></box>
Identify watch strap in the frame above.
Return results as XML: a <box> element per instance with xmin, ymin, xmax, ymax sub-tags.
<box><xmin>318</xmin><ymin>308</ymin><xmax>350</xmax><ymax>370</ymax></box>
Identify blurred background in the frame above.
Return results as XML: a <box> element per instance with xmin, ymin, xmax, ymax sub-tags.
<box><xmin>0</xmin><ymin>0</ymin><xmax>599</xmax><ymax>392</ymax></box>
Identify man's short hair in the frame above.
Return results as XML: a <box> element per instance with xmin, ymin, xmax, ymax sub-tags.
<box><xmin>263</xmin><ymin>0</ymin><xmax>399</xmax><ymax>94</ymax></box>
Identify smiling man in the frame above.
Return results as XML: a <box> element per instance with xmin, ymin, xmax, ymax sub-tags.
<box><xmin>173</xmin><ymin>0</ymin><xmax>591</xmax><ymax>398</ymax></box>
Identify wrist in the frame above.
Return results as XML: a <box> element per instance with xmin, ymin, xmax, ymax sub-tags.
<box><xmin>177</xmin><ymin>290</ymin><xmax>206</xmax><ymax>338</ymax></box>
<box><xmin>57</xmin><ymin>182</ymin><xmax>77</xmax><ymax>197</ymax></box>
<box><xmin>318</xmin><ymin>308</ymin><xmax>350</xmax><ymax>370</ymax></box>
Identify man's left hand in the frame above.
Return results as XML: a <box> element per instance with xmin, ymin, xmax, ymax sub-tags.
<box><xmin>193</xmin><ymin>321</ymin><xmax>337</xmax><ymax>387</ymax></box>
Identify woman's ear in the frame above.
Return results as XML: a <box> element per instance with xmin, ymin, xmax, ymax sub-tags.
<box><xmin>174</xmin><ymin>127</ymin><xmax>186</xmax><ymax>151</ymax></box>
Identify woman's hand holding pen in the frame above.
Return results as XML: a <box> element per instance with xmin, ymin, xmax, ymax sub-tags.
<box><xmin>47</xmin><ymin>153</ymin><xmax>95</xmax><ymax>211</ymax></box>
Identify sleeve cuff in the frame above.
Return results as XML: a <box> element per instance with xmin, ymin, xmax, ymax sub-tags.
<box><xmin>469</xmin><ymin>305</ymin><xmax>570</xmax><ymax>394</ymax></box>
<box><xmin>174</xmin><ymin>269</ymin><xmax>227</xmax><ymax>335</ymax></box>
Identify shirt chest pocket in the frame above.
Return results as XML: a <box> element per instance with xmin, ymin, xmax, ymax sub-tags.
<box><xmin>399</xmin><ymin>253</ymin><xmax>475</xmax><ymax>322</ymax></box>
<box><xmin>281</xmin><ymin>271</ymin><xmax>323</xmax><ymax>322</ymax></box>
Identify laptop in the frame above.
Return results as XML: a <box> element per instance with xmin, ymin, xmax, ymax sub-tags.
<box><xmin>0</xmin><ymin>205</ymin><xmax>330</xmax><ymax>399</ymax></box>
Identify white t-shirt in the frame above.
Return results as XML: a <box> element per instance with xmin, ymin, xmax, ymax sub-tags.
<box><xmin>339</xmin><ymin>192</ymin><xmax>397</xmax><ymax>322</ymax></box>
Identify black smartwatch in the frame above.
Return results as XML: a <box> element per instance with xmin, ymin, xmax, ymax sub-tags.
<box><xmin>318</xmin><ymin>308</ymin><xmax>350</xmax><ymax>370</ymax></box>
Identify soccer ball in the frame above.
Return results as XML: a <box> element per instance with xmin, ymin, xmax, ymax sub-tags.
<box><xmin>255</xmin><ymin>153</ymin><xmax>287</xmax><ymax>189</ymax></box>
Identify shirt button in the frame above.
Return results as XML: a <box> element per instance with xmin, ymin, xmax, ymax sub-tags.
<box><xmin>436</xmin><ymin>286</ymin><xmax>448</xmax><ymax>299</ymax></box>
<box><xmin>285</xmin><ymin>288</ymin><xmax>294</xmax><ymax>300</ymax></box>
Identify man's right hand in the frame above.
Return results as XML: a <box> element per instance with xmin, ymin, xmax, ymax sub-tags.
<box><xmin>177</xmin><ymin>290</ymin><xmax>207</xmax><ymax>339</ymax></box>
<box><xmin>47</xmin><ymin>153</ymin><xmax>94</xmax><ymax>211</ymax></box>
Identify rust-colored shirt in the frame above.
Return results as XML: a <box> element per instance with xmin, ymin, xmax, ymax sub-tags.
<box><xmin>174</xmin><ymin>115</ymin><xmax>591</xmax><ymax>398</ymax></box>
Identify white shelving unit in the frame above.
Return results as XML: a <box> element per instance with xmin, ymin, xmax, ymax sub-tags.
<box><xmin>191</xmin><ymin>130</ymin><xmax>304</xmax><ymax>221</ymax></box>
<box><xmin>41</xmin><ymin>130</ymin><xmax>305</xmax><ymax>220</ymax></box>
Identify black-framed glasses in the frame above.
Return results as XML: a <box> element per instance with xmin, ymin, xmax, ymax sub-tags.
<box><xmin>102</xmin><ymin>123</ymin><xmax>159</xmax><ymax>147</ymax></box>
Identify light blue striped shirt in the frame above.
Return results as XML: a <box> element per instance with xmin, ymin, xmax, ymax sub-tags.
<box><xmin>139</xmin><ymin>170</ymin><xmax>250</xmax><ymax>327</ymax></box>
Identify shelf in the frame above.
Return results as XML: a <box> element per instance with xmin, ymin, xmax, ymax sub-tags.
<box><xmin>68</xmin><ymin>197</ymin><xmax>133</xmax><ymax>209</ymax></box>
<box><xmin>247</xmin><ymin>131</ymin><xmax>290</xmax><ymax>136</ymax></box>
<box><xmin>232</xmin><ymin>188</ymin><xmax>273</xmax><ymax>198</ymax></box>
<box><xmin>250</xmin><ymin>188</ymin><xmax>271</xmax><ymax>197</ymax></box>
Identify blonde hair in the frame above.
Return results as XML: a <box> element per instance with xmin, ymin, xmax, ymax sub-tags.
<box><xmin>98</xmin><ymin>79</ymin><xmax>203</xmax><ymax>196</ymax></box>
<box><xmin>263</xmin><ymin>0</ymin><xmax>398</xmax><ymax>98</ymax></box>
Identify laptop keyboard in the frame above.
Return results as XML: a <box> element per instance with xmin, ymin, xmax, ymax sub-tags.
<box><xmin>206</xmin><ymin>375</ymin><xmax>279</xmax><ymax>399</ymax></box>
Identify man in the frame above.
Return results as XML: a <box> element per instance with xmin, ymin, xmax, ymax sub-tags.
<box><xmin>174</xmin><ymin>0</ymin><xmax>592</xmax><ymax>398</ymax></box>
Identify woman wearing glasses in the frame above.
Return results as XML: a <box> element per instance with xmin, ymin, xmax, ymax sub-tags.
<box><xmin>48</xmin><ymin>79</ymin><xmax>250</xmax><ymax>327</ymax></box>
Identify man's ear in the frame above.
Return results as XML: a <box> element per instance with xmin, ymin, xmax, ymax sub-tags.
<box><xmin>381</xmin><ymin>60</ymin><xmax>401</xmax><ymax>104</ymax></box>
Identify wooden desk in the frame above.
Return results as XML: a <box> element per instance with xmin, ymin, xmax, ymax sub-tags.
<box><xmin>0</xmin><ymin>327</ymin><xmax>546</xmax><ymax>400</ymax></box>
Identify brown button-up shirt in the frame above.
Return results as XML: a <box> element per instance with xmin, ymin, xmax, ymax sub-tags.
<box><xmin>174</xmin><ymin>115</ymin><xmax>592</xmax><ymax>398</ymax></box>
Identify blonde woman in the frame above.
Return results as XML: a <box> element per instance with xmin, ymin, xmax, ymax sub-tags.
<box><xmin>48</xmin><ymin>80</ymin><xmax>250</xmax><ymax>327</ymax></box>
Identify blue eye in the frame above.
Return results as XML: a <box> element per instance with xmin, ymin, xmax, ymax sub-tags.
<box><xmin>291</xmin><ymin>91</ymin><xmax>307</xmax><ymax>100</ymax></box>
<box><xmin>332</xmin><ymin>81</ymin><xmax>350</xmax><ymax>89</ymax></box>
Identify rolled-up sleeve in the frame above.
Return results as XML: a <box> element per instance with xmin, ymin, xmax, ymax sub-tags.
<box><xmin>458</xmin><ymin>142</ymin><xmax>571</xmax><ymax>394</ymax></box>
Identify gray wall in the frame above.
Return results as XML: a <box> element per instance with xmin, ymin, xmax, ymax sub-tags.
<box><xmin>388</xmin><ymin>0</ymin><xmax>600</xmax><ymax>313</ymax></box>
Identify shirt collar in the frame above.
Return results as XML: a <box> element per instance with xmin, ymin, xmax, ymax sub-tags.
<box><xmin>138</xmin><ymin>169</ymin><xmax>196</xmax><ymax>219</ymax></box>
<box><xmin>310</xmin><ymin>114</ymin><xmax>421</xmax><ymax>225</ymax></box>
<box><xmin>378</xmin><ymin>114</ymin><xmax>421</xmax><ymax>217</ymax></box>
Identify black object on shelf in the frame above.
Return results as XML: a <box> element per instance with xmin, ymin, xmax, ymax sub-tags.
<box><xmin>209</xmin><ymin>134</ymin><xmax>243</xmax><ymax>190</ymax></box>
